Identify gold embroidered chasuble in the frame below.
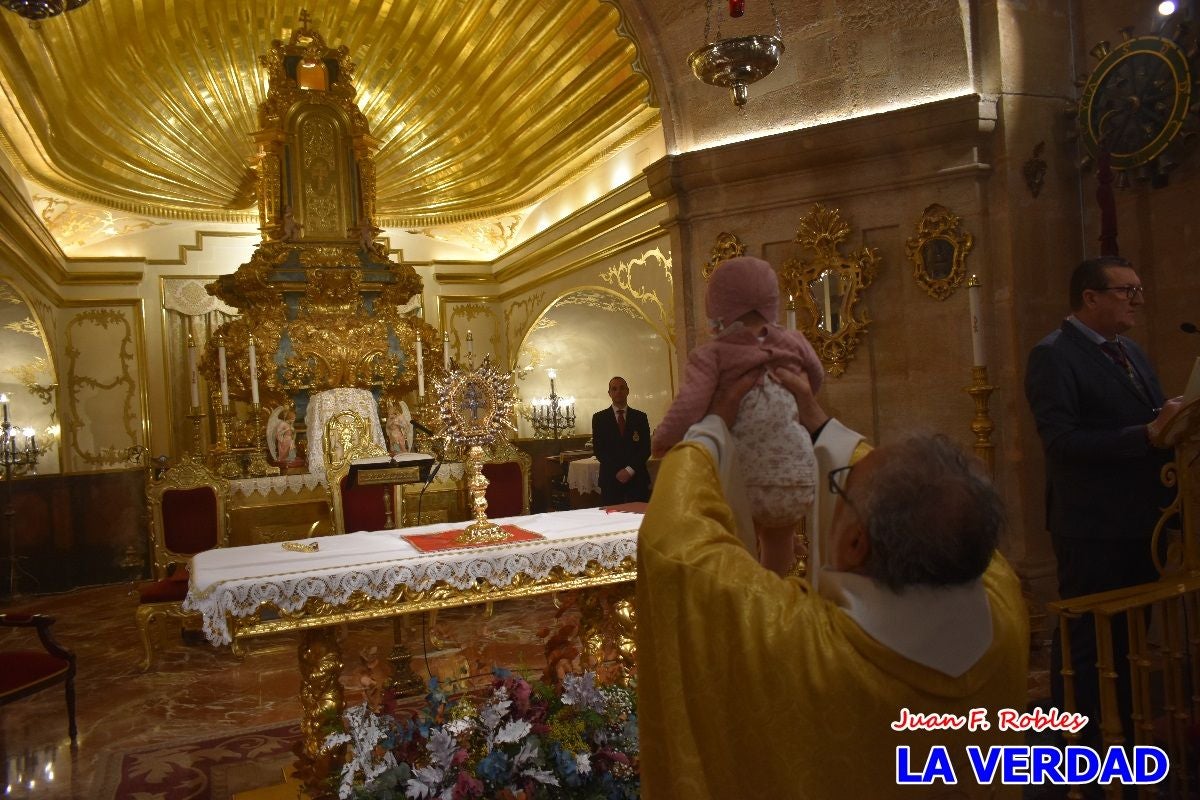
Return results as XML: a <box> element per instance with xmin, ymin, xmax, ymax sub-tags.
<box><xmin>635</xmin><ymin>442</ymin><xmax>1029</xmax><ymax>799</ymax></box>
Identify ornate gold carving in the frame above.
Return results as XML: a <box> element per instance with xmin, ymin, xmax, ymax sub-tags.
<box><xmin>555</xmin><ymin>290</ymin><xmax>644</xmax><ymax>320</ymax></box>
<box><xmin>905</xmin><ymin>203</ymin><xmax>973</xmax><ymax>301</ymax></box>
<box><xmin>65</xmin><ymin>310</ymin><xmax>141</xmax><ymax>466</ymax></box>
<box><xmin>425</xmin><ymin>215</ymin><xmax>525</xmax><ymax>258</ymax></box>
<box><xmin>323</xmin><ymin>409</ymin><xmax>388</xmax><ymax>535</ymax></box>
<box><xmin>503</xmin><ymin>293</ymin><xmax>546</xmax><ymax>364</ymax></box>
<box><xmin>779</xmin><ymin>205</ymin><xmax>880</xmax><ymax>377</ymax></box>
<box><xmin>600</xmin><ymin>247</ymin><xmax>675</xmax><ymax>344</ymax></box>
<box><xmin>3</xmin><ymin>317</ymin><xmax>41</xmax><ymax>337</ymax></box>
<box><xmin>297</xmin><ymin>627</ymin><xmax>344</xmax><ymax>797</ymax></box>
<box><xmin>702</xmin><ymin>232</ymin><xmax>746</xmax><ymax>280</ymax></box>
<box><xmin>0</xmin><ymin>284</ymin><xmax>22</xmax><ymax>304</ymax></box>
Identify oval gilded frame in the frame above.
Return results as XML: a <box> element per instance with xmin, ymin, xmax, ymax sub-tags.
<box><xmin>905</xmin><ymin>203</ymin><xmax>973</xmax><ymax>300</ymax></box>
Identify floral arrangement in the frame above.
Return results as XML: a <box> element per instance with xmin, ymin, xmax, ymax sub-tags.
<box><xmin>325</xmin><ymin>669</ymin><xmax>638</xmax><ymax>800</ymax></box>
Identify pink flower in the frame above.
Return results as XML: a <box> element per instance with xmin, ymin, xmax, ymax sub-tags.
<box><xmin>451</xmin><ymin>770</ymin><xmax>484</xmax><ymax>799</ymax></box>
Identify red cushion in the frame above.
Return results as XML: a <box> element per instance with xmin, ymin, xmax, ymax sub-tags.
<box><xmin>339</xmin><ymin>475</ymin><xmax>390</xmax><ymax>532</ymax></box>
<box><xmin>161</xmin><ymin>487</ymin><xmax>219</xmax><ymax>554</ymax></box>
<box><xmin>138</xmin><ymin>574</ymin><xmax>190</xmax><ymax>604</ymax></box>
<box><xmin>482</xmin><ymin>461</ymin><xmax>523</xmax><ymax>519</ymax></box>
<box><xmin>0</xmin><ymin>652</ymin><xmax>69</xmax><ymax>696</ymax></box>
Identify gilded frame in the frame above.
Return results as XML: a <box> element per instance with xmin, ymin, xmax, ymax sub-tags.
<box><xmin>778</xmin><ymin>205</ymin><xmax>880</xmax><ymax>377</ymax></box>
<box><xmin>322</xmin><ymin>409</ymin><xmax>389</xmax><ymax>534</ymax></box>
<box><xmin>905</xmin><ymin>203</ymin><xmax>973</xmax><ymax>300</ymax></box>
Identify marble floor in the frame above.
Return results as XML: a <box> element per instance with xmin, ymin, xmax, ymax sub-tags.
<box><xmin>0</xmin><ymin>583</ymin><xmax>573</xmax><ymax>800</ymax></box>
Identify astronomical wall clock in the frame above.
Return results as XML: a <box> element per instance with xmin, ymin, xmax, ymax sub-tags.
<box><xmin>1076</xmin><ymin>31</ymin><xmax>1199</xmax><ymax>183</ymax></box>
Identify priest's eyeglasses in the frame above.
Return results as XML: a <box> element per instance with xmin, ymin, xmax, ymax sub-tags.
<box><xmin>1091</xmin><ymin>284</ymin><xmax>1144</xmax><ymax>300</ymax></box>
<box><xmin>828</xmin><ymin>465</ymin><xmax>858</xmax><ymax>512</ymax></box>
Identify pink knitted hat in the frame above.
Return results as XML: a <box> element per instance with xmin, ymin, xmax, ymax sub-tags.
<box><xmin>706</xmin><ymin>256</ymin><xmax>780</xmax><ymax>326</ymax></box>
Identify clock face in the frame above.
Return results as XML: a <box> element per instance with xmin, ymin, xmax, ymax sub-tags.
<box><xmin>1078</xmin><ymin>35</ymin><xmax>1193</xmax><ymax>171</ymax></box>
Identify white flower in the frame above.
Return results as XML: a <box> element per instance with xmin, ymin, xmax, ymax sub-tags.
<box><xmin>520</xmin><ymin>767</ymin><xmax>560</xmax><ymax>786</ymax></box>
<box><xmin>575</xmin><ymin>752</ymin><xmax>593</xmax><ymax>776</ymax></box>
<box><xmin>406</xmin><ymin>764</ymin><xmax>446</xmax><ymax>799</ymax></box>
<box><xmin>514</xmin><ymin>738</ymin><xmax>540</xmax><ymax>766</ymax></box>
<box><xmin>495</xmin><ymin>719</ymin><xmax>532</xmax><ymax>745</ymax></box>
<box><xmin>444</xmin><ymin>717</ymin><xmax>475</xmax><ymax>736</ymax></box>
<box><xmin>561</xmin><ymin>672</ymin><xmax>606</xmax><ymax>714</ymax></box>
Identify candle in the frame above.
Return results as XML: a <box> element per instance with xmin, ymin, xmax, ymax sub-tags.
<box><xmin>415</xmin><ymin>338</ymin><xmax>425</xmax><ymax>397</ymax></box>
<box><xmin>968</xmin><ymin>275</ymin><xmax>986</xmax><ymax>367</ymax></box>
<box><xmin>22</xmin><ymin>427</ymin><xmax>34</xmax><ymax>454</ymax></box>
<box><xmin>821</xmin><ymin>273</ymin><xmax>833</xmax><ymax>333</ymax></box>
<box><xmin>467</xmin><ymin>330</ymin><xmax>474</xmax><ymax>356</ymax></box>
<box><xmin>248</xmin><ymin>336</ymin><xmax>260</xmax><ymax>405</ymax></box>
<box><xmin>443</xmin><ymin>331</ymin><xmax>450</xmax><ymax>370</ymax></box>
<box><xmin>217</xmin><ymin>339</ymin><xmax>230</xmax><ymax>408</ymax></box>
<box><xmin>786</xmin><ymin>295</ymin><xmax>796</xmax><ymax>330</ymax></box>
<box><xmin>186</xmin><ymin>338</ymin><xmax>200</xmax><ymax>409</ymax></box>
<box><xmin>0</xmin><ymin>392</ymin><xmax>8</xmax><ymax>425</ymax></box>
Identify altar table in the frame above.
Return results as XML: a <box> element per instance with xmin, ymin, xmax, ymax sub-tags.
<box><xmin>183</xmin><ymin>506</ymin><xmax>641</xmax><ymax>790</ymax></box>
<box><xmin>567</xmin><ymin>456</ymin><xmax>601</xmax><ymax>495</ymax></box>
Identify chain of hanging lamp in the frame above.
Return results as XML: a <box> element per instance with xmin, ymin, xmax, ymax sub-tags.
<box><xmin>0</xmin><ymin>0</ymin><xmax>89</xmax><ymax>21</ymax></box>
<box><xmin>704</xmin><ymin>0</ymin><xmax>782</xmax><ymax>44</ymax></box>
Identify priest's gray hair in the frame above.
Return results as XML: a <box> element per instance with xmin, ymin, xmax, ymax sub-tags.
<box><xmin>858</xmin><ymin>434</ymin><xmax>1003</xmax><ymax>591</ymax></box>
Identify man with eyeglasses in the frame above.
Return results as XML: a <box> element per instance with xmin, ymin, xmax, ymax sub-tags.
<box><xmin>1025</xmin><ymin>255</ymin><xmax>1183</xmax><ymax>746</ymax></box>
<box><xmin>636</xmin><ymin>367</ymin><xmax>1028</xmax><ymax>799</ymax></box>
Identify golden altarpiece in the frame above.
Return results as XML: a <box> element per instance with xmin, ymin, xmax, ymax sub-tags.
<box><xmin>178</xmin><ymin>16</ymin><xmax>458</xmax><ymax>544</ymax></box>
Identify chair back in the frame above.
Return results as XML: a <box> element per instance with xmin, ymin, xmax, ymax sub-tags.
<box><xmin>147</xmin><ymin>460</ymin><xmax>229</xmax><ymax>579</ymax></box>
<box><xmin>324</xmin><ymin>410</ymin><xmax>390</xmax><ymax>534</ymax></box>
<box><xmin>305</xmin><ymin>388</ymin><xmax>387</xmax><ymax>478</ymax></box>
<box><xmin>480</xmin><ymin>438</ymin><xmax>532</xmax><ymax>518</ymax></box>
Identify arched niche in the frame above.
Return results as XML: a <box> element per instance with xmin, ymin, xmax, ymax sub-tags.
<box><xmin>512</xmin><ymin>287</ymin><xmax>675</xmax><ymax>439</ymax></box>
<box><xmin>0</xmin><ymin>279</ymin><xmax>59</xmax><ymax>474</ymax></box>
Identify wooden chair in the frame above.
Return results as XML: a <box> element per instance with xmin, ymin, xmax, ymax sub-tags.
<box><xmin>0</xmin><ymin>613</ymin><xmax>77</xmax><ymax>742</ymax></box>
<box><xmin>324</xmin><ymin>409</ymin><xmax>392</xmax><ymax>534</ymax></box>
<box><xmin>135</xmin><ymin>459</ymin><xmax>230</xmax><ymax>670</ymax></box>
<box><xmin>480</xmin><ymin>437</ymin><xmax>532</xmax><ymax>518</ymax></box>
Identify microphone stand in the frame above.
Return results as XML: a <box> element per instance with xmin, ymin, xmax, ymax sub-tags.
<box><xmin>413</xmin><ymin>421</ymin><xmax>446</xmax><ymax>527</ymax></box>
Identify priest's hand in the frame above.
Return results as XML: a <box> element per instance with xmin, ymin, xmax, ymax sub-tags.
<box><xmin>771</xmin><ymin>367</ymin><xmax>829</xmax><ymax>433</ymax></box>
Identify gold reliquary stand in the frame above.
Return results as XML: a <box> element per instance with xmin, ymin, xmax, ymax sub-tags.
<box><xmin>431</xmin><ymin>341</ymin><xmax>518</xmax><ymax>545</ymax></box>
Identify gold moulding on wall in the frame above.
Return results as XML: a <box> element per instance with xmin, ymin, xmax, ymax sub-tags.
<box><xmin>702</xmin><ymin>232</ymin><xmax>746</xmax><ymax>281</ymax></box>
<box><xmin>905</xmin><ymin>203</ymin><xmax>973</xmax><ymax>301</ymax></box>
<box><xmin>779</xmin><ymin>205</ymin><xmax>880</xmax><ymax>378</ymax></box>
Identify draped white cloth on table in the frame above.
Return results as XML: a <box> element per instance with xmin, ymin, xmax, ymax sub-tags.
<box><xmin>183</xmin><ymin>507</ymin><xmax>641</xmax><ymax>645</ymax></box>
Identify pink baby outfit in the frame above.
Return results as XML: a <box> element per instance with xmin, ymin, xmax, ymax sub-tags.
<box><xmin>653</xmin><ymin>256</ymin><xmax>825</xmax><ymax>532</ymax></box>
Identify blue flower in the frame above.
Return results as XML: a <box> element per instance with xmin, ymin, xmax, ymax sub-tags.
<box><xmin>475</xmin><ymin>750</ymin><xmax>510</xmax><ymax>785</ymax></box>
<box><xmin>551</xmin><ymin>743</ymin><xmax>585</xmax><ymax>787</ymax></box>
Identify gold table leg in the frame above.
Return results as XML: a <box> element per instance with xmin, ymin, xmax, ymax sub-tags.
<box><xmin>388</xmin><ymin>616</ymin><xmax>426</xmax><ymax>697</ymax></box>
<box><xmin>296</xmin><ymin>627</ymin><xmax>344</xmax><ymax>800</ymax></box>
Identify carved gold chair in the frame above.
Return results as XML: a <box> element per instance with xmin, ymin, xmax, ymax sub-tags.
<box><xmin>480</xmin><ymin>438</ymin><xmax>532</xmax><ymax>518</ymax></box>
<box><xmin>0</xmin><ymin>613</ymin><xmax>77</xmax><ymax>742</ymax></box>
<box><xmin>135</xmin><ymin>459</ymin><xmax>230</xmax><ymax>670</ymax></box>
<box><xmin>324</xmin><ymin>409</ymin><xmax>392</xmax><ymax>534</ymax></box>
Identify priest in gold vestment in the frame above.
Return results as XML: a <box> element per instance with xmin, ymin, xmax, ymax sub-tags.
<box><xmin>636</xmin><ymin>372</ymin><xmax>1029</xmax><ymax>799</ymax></box>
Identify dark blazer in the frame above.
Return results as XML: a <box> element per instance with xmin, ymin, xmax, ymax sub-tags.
<box><xmin>591</xmin><ymin>406</ymin><xmax>652</xmax><ymax>504</ymax></box>
<box><xmin>1025</xmin><ymin>320</ymin><xmax>1171</xmax><ymax>541</ymax></box>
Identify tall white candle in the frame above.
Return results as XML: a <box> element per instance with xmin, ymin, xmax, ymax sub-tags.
<box><xmin>821</xmin><ymin>272</ymin><xmax>834</xmax><ymax>333</ymax></box>
<box><xmin>1</xmin><ymin>392</ymin><xmax>8</xmax><ymax>425</ymax></box>
<box><xmin>186</xmin><ymin>338</ymin><xmax>200</xmax><ymax>409</ymax></box>
<box><xmin>248</xmin><ymin>337</ymin><xmax>260</xmax><ymax>405</ymax></box>
<box><xmin>443</xmin><ymin>331</ymin><xmax>450</xmax><ymax>370</ymax></box>
<box><xmin>968</xmin><ymin>275</ymin><xmax>986</xmax><ymax>367</ymax></box>
<box><xmin>467</xmin><ymin>330</ymin><xmax>474</xmax><ymax>356</ymax></box>
<box><xmin>786</xmin><ymin>295</ymin><xmax>796</xmax><ymax>331</ymax></box>
<box><xmin>415</xmin><ymin>339</ymin><xmax>425</xmax><ymax>397</ymax></box>
<box><xmin>217</xmin><ymin>340</ymin><xmax>230</xmax><ymax>408</ymax></box>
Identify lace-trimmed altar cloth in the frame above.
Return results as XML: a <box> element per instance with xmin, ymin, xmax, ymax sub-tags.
<box><xmin>183</xmin><ymin>506</ymin><xmax>641</xmax><ymax>646</ymax></box>
<box><xmin>230</xmin><ymin>472</ymin><xmax>327</xmax><ymax>498</ymax></box>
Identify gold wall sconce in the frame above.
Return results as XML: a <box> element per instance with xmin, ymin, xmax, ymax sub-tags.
<box><xmin>701</xmin><ymin>232</ymin><xmax>747</xmax><ymax>280</ymax></box>
<box><xmin>905</xmin><ymin>203</ymin><xmax>974</xmax><ymax>300</ymax></box>
<box><xmin>779</xmin><ymin>205</ymin><xmax>880</xmax><ymax>377</ymax></box>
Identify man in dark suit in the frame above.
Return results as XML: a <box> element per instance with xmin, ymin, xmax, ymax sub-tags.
<box><xmin>1025</xmin><ymin>255</ymin><xmax>1182</xmax><ymax>742</ymax></box>
<box><xmin>591</xmin><ymin>376</ymin><xmax>651</xmax><ymax>504</ymax></box>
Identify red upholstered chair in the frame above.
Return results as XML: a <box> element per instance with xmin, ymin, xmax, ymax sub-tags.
<box><xmin>0</xmin><ymin>613</ymin><xmax>77</xmax><ymax>742</ymax></box>
<box><xmin>480</xmin><ymin>438</ymin><xmax>532</xmax><ymax>519</ymax></box>
<box><xmin>135</xmin><ymin>459</ymin><xmax>229</xmax><ymax>670</ymax></box>
<box><xmin>324</xmin><ymin>410</ymin><xmax>392</xmax><ymax>534</ymax></box>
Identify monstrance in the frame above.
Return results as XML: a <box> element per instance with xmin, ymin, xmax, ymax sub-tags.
<box><xmin>431</xmin><ymin>353</ymin><xmax>518</xmax><ymax>544</ymax></box>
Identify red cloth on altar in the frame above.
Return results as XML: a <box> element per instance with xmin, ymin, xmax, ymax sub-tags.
<box><xmin>402</xmin><ymin>524</ymin><xmax>543</xmax><ymax>553</ymax></box>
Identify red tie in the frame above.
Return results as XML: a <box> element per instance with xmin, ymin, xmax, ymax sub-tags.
<box><xmin>616</xmin><ymin>408</ymin><xmax>626</xmax><ymax>436</ymax></box>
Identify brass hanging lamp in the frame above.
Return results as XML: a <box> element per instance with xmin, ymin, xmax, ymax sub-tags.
<box><xmin>688</xmin><ymin>0</ymin><xmax>784</xmax><ymax>107</ymax></box>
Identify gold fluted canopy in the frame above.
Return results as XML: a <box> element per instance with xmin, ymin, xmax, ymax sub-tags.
<box><xmin>0</xmin><ymin>1</ymin><xmax>657</xmax><ymax>227</ymax></box>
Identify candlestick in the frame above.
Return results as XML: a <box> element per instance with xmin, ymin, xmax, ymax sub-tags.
<box><xmin>968</xmin><ymin>275</ymin><xmax>986</xmax><ymax>367</ymax></box>
<box><xmin>415</xmin><ymin>338</ymin><xmax>425</xmax><ymax>397</ymax></box>
<box><xmin>248</xmin><ymin>336</ymin><xmax>260</xmax><ymax>406</ymax></box>
<box><xmin>186</xmin><ymin>337</ymin><xmax>200</xmax><ymax>408</ymax></box>
<box><xmin>443</xmin><ymin>331</ymin><xmax>450</xmax><ymax>370</ymax></box>
<box><xmin>216</xmin><ymin>337</ymin><xmax>230</xmax><ymax>408</ymax></box>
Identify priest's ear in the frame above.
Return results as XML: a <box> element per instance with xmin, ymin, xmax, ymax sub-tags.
<box><xmin>832</xmin><ymin>519</ymin><xmax>871</xmax><ymax>573</ymax></box>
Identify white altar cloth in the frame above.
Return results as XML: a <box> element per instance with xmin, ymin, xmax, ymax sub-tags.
<box><xmin>567</xmin><ymin>457</ymin><xmax>601</xmax><ymax>494</ymax></box>
<box><xmin>183</xmin><ymin>507</ymin><xmax>642</xmax><ymax>646</ymax></box>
